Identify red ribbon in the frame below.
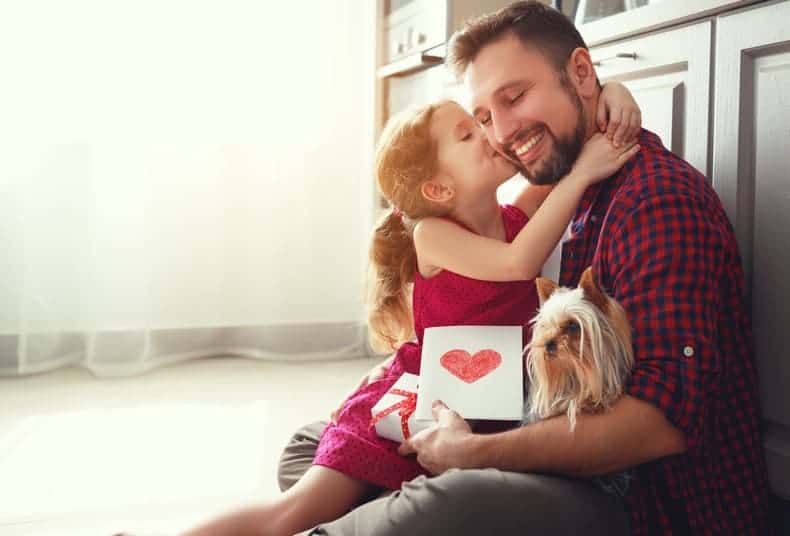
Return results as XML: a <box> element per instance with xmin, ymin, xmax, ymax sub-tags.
<box><xmin>370</xmin><ymin>388</ymin><xmax>417</xmax><ymax>440</ymax></box>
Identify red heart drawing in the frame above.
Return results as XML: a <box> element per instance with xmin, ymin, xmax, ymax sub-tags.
<box><xmin>440</xmin><ymin>348</ymin><xmax>502</xmax><ymax>384</ymax></box>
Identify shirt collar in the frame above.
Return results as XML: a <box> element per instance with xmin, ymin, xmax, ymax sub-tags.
<box><xmin>576</xmin><ymin>128</ymin><xmax>658</xmax><ymax>215</ymax></box>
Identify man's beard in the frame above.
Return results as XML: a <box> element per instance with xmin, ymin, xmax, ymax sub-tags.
<box><xmin>517</xmin><ymin>87</ymin><xmax>586</xmax><ymax>185</ymax></box>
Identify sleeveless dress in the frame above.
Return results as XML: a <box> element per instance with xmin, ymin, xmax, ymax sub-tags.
<box><xmin>313</xmin><ymin>204</ymin><xmax>540</xmax><ymax>490</ymax></box>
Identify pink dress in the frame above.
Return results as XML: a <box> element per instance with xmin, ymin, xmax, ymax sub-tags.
<box><xmin>314</xmin><ymin>204</ymin><xmax>540</xmax><ymax>490</ymax></box>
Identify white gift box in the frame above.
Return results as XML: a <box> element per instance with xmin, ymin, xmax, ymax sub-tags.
<box><xmin>415</xmin><ymin>325</ymin><xmax>524</xmax><ymax>421</ymax></box>
<box><xmin>371</xmin><ymin>373</ymin><xmax>432</xmax><ymax>443</ymax></box>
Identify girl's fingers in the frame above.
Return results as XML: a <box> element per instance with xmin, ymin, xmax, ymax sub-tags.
<box><xmin>613</xmin><ymin>110</ymin><xmax>633</xmax><ymax>147</ymax></box>
<box><xmin>606</xmin><ymin>109</ymin><xmax>623</xmax><ymax>141</ymax></box>
<box><xmin>597</xmin><ymin>100</ymin><xmax>608</xmax><ymax>132</ymax></box>
<box><xmin>628</xmin><ymin>112</ymin><xmax>641</xmax><ymax>142</ymax></box>
<box><xmin>371</xmin><ymin>365</ymin><xmax>387</xmax><ymax>382</ymax></box>
<box><xmin>622</xmin><ymin>139</ymin><xmax>638</xmax><ymax>150</ymax></box>
<box><xmin>332</xmin><ymin>372</ymin><xmax>372</xmax><ymax>421</ymax></box>
<box><xmin>618</xmin><ymin>143</ymin><xmax>640</xmax><ymax>161</ymax></box>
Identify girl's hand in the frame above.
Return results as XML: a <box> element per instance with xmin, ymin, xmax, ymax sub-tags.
<box><xmin>571</xmin><ymin>133</ymin><xmax>640</xmax><ymax>185</ymax></box>
<box><xmin>597</xmin><ymin>82</ymin><xmax>642</xmax><ymax>148</ymax></box>
<box><xmin>330</xmin><ymin>356</ymin><xmax>393</xmax><ymax>423</ymax></box>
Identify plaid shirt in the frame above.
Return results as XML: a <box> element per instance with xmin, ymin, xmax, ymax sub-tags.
<box><xmin>559</xmin><ymin>130</ymin><xmax>770</xmax><ymax>535</ymax></box>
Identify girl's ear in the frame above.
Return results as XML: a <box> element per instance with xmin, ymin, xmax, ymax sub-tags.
<box><xmin>420</xmin><ymin>178</ymin><xmax>455</xmax><ymax>204</ymax></box>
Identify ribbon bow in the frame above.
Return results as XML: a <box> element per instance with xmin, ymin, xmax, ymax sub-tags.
<box><xmin>370</xmin><ymin>388</ymin><xmax>418</xmax><ymax>440</ymax></box>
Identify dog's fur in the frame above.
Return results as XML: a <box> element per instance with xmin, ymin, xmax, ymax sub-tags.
<box><xmin>525</xmin><ymin>267</ymin><xmax>634</xmax><ymax>430</ymax></box>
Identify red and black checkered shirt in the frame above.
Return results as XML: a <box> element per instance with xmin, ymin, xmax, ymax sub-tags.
<box><xmin>559</xmin><ymin>129</ymin><xmax>770</xmax><ymax>535</ymax></box>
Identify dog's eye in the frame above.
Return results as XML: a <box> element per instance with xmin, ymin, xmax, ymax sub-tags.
<box><xmin>545</xmin><ymin>340</ymin><xmax>557</xmax><ymax>353</ymax></box>
<box><xmin>565</xmin><ymin>320</ymin><xmax>580</xmax><ymax>334</ymax></box>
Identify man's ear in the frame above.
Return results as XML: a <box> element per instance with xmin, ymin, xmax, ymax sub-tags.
<box><xmin>566</xmin><ymin>47</ymin><xmax>598</xmax><ymax>99</ymax></box>
<box><xmin>421</xmin><ymin>178</ymin><xmax>455</xmax><ymax>204</ymax></box>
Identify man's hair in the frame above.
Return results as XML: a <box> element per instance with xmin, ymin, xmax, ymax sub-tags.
<box><xmin>447</xmin><ymin>1</ymin><xmax>589</xmax><ymax>79</ymax></box>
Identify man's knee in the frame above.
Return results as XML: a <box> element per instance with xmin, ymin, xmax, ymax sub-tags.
<box><xmin>277</xmin><ymin>421</ymin><xmax>326</xmax><ymax>492</ymax></box>
<box><xmin>384</xmin><ymin>469</ymin><xmax>519</xmax><ymax>533</ymax></box>
<box><xmin>404</xmin><ymin>469</ymin><xmax>502</xmax><ymax>511</ymax></box>
<box><xmin>396</xmin><ymin>469</ymin><xmax>627</xmax><ymax>536</ymax></box>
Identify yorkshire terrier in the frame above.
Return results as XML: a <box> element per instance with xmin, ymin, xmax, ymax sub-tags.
<box><xmin>525</xmin><ymin>267</ymin><xmax>634</xmax><ymax>430</ymax></box>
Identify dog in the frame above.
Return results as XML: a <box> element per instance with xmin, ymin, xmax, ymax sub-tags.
<box><xmin>525</xmin><ymin>267</ymin><xmax>634</xmax><ymax>431</ymax></box>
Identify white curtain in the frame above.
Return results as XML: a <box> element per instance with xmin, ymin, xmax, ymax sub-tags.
<box><xmin>0</xmin><ymin>0</ymin><xmax>377</xmax><ymax>376</ymax></box>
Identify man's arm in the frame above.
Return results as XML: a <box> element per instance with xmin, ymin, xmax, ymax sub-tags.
<box><xmin>401</xmin><ymin>395</ymin><xmax>685</xmax><ymax>476</ymax></box>
<box><xmin>474</xmin><ymin>395</ymin><xmax>685</xmax><ymax>476</ymax></box>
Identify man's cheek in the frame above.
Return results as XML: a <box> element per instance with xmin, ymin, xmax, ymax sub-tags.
<box><xmin>504</xmin><ymin>151</ymin><xmax>521</xmax><ymax>166</ymax></box>
<box><xmin>491</xmin><ymin>143</ymin><xmax>517</xmax><ymax>165</ymax></box>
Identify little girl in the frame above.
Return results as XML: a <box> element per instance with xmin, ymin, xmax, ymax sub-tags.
<box><xmin>170</xmin><ymin>84</ymin><xmax>640</xmax><ymax>536</ymax></box>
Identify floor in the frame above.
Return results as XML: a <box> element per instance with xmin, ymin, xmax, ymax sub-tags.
<box><xmin>0</xmin><ymin>356</ymin><xmax>377</xmax><ymax>536</ymax></box>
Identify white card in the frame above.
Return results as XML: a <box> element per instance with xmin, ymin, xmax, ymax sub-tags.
<box><xmin>416</xmin><ymin>325</ymin><xmax>524</xmax><ymax>421</ymax></box>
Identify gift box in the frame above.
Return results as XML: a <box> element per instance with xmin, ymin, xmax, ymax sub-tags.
<box><xmin>370</xmin><ymin>372</ymin><xmax>432</xmax><ymax>443</ymax></box>
<box><xmin>415</xmin><ymin>325</ymin><xmax>524</xmax><ymax>421</ymax></box>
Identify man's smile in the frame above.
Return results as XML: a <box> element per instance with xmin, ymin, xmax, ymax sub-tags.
<box><xmin>512</xmin><ymin>128</ymin><xmax>547</xmax><ymax>164</ymax></box>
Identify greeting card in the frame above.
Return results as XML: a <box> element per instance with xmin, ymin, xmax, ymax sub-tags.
<box><xmin>415</xmin><ymin>325</ymin><xmax>523</xmax><ymax>421</ymax></box>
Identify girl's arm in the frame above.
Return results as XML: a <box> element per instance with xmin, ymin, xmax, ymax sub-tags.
<box><xmin>512</xmin><ymin>183</ymin><xmax>555</xmax><ymax>219</ymax></box>
<box><xmin>413</xmin><ymin>134</ymin><xmax>640</xmax><ymax>282</ymax></box>
<box><xmin>511</xmin><ymin>81</ymin><xmax>642</xmax><ymax>218</ymax></box>
<box><xmin>596</xmin><ymin>81</ymin><xmax>642</xmax><ymax>147</ymax></box>
<box><xmin>331</xmin><ymin>353</ymin><xmax>394</xmax><ymax>422</ymax></box>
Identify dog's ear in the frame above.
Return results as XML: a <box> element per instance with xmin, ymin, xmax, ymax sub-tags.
<box><xmin>535</xmin><ymin>277</ymin><xmax>559</xmax><ymax>306</ymax></box>
<box><xmin>580</xmin><ymin>267</ymin><xmax>608</xmax><ymax>312</ymax></box>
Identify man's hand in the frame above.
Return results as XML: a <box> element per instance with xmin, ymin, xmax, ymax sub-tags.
<box><xmin>330</xmin><ymin>355</ymin><xmax>393</xmax><ymax>423</ymax></box>
<box><xmin>398</xmin><ymin>400</ymin><xmax>477</xmax><ymax>475</ymax></box>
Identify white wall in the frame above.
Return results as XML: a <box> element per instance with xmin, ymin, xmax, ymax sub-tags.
<box><xmin>0</xmin><ymin>1</ymin><xmax>377</xmax><ymax>337</ymax></box>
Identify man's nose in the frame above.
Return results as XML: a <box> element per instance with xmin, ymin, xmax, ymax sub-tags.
<box><xmin>492</xmin><ymin>110</ymin><xmax>520</xmax><ymax>147</ymax></box>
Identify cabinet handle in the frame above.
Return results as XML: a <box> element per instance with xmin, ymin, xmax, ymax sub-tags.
<box><xmin>377</xmin><ymin>52</ymin><xmax>443</xmax><ymax>78</ymax></box>
<box><xmin>592</xmin><ymin>52</ymin><xmax>638</xmax><ymax>66</ymax></box>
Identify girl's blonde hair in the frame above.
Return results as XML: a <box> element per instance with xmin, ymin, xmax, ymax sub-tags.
<box><xmin>366</xmin><ymin>100</ymin><xmax>453</xmax><ymax>353</ymax></box>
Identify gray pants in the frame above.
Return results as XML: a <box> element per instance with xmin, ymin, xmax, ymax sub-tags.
<box><xmin>278</xmin><ymin>421</ymin><xmax>629</xmax><ymax>536</ymax></box>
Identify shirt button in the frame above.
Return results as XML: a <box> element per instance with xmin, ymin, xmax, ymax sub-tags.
<box><xmin>683</xmin><ymin>346</ymin><xmax>695</xmax><ymax>357</ymax></box>
<box><xmin>590</xmin><ymin>215</ymin><xmax>599</xmax><ymax>223</ymax></box>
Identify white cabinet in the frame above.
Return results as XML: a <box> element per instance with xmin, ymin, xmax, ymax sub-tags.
<box><xmin>576</xmin><ymin>0</ymin><xmax>759</xmax><ymax>46</ymax></box>
<box><xmin>591</xmin><ymin>21</ymin><xmax>712</xmax><ymax>176</ymax></box>
<box><xmin>592</xmin><ymin>0</ymin><xmax>790</xmax><ymax>503</ymax></box>
<box><xmin>379</xmin><ymin>0</ymin><xmax>516</xmax><ymax>78</ymax></box>
<box><xmin>713</xmin><ymin>0</ymin><xmax>790</xmax><ymax>500</ymax></box>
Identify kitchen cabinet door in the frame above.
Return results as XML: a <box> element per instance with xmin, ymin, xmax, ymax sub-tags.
<box><xmin>714</xmin><ymin>0</ymin><xmax>790</xmax><ymax>501</ymax></box>
<box><xmin>590</xmin><ymin>21</ymin><xmax>712</xmax><ymax>176</ymax></box>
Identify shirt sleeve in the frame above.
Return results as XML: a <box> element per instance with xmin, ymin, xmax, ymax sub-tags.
<box><xmin>605</xmin><ymin>188</ymin><xmax>725</xmax><ymax>449</ymax></box>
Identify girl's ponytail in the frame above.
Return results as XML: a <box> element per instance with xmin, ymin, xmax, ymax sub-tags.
<box><xmin>366</xmin><ymin>210</ymin><xmax>417</xmax><ymax>353</ymax></box>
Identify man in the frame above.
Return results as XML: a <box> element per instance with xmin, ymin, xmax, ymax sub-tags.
<box><xmin>280</xmin><ymin>2</ymin><xmax>770</xmax><ymax>534</ymax></box>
